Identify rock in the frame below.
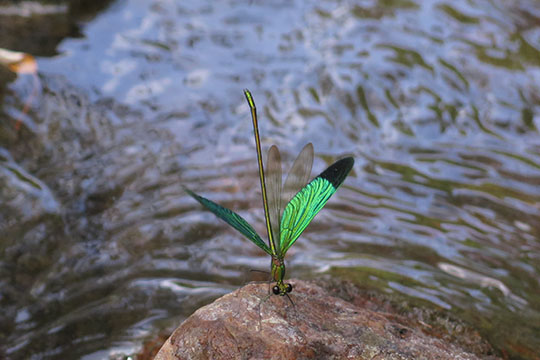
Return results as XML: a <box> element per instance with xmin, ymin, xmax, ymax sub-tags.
<box><xmin>155</xmin><ymin>279</ymin><xmax>500</xmax><ymax>360</ymax></box>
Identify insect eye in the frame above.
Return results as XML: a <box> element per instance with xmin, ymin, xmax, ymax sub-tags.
<box><xmin>286</xmin><ymin>284</ymin><xmax>293</xmax><ymax>293</ymax></box>
<box><xmin>272</xmin><ymin>286</ymin><xmax>280</xmax><ymax>295</ymax></box>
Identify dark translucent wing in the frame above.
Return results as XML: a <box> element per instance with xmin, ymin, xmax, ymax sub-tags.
<box><xmin>279</xmin><ymin>157</ymin><xmax>354</xmax><ymax>256</ymax></box>
<box><xmin>281</xmin><ymin>143</ymin><xmax>314</xmax><ymax>216</ymax></box>
<box><xmin>184</xmin><ymin>187</ymin><xmax>272</xmax><ymax>255</ymax></box>
<box><xmin>266</xmin><ymin>145</ymin><xmax>282</xmax><ymax>254</ymax></box>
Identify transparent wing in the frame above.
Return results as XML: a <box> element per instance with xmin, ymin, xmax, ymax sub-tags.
<box><xmin>266</xmin><ymin>145</ymin><xmax>282</xmax><ymax>254</ymax></box>
<box><xmin>281</xmin><ymin>143</ymin><xmax>314</xmax><ymax>215</ymax></box>
<box><xmin>279</xmin><ymin>157</ymin><xmax>354</xmax><ymax>256</ymax></box>
<box><xmin>184</xmin><ymin>187</ymin><xmax>272</xmax><ymax>255</ymax></box>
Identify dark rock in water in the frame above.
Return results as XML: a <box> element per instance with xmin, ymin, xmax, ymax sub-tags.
<box><xmin>155</xmin><ymin>280</ymin><xmax>500</xmax><ymax>360</ymax></box>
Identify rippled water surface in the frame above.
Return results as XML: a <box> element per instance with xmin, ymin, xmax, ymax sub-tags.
<box><xmin>1</xmin><ymin>0</ymin><xmax>539</xmax><ymax>358</ymax></box>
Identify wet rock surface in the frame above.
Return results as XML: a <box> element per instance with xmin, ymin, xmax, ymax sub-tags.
<box><xmin>155</xmin><ymin>280</ymin><xmax>499</xmax><ymax>360</ymax></box>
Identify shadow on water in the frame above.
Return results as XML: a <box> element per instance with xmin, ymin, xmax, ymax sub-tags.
<box><xmin>1</xmin><ymin>0</ymin><xmax>539</xmax><ymax>358</ymax></box>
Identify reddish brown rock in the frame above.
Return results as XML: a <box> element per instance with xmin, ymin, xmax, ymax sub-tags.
<box><xmin>155</xmin><ymin>280</ymin><xmax>500</xmax><ymax>360</ymax></box>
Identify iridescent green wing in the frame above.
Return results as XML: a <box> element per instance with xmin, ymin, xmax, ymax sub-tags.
<box><xmin>279</xmin><ymin>157</ymin><xmax>354</xmax><ymax>256</ymax></box>
<box><xmin>281</xmin><ymin>143</ymin><xmax>314</xmax><ymax>215</ymax></box>
<box><xmin>266</xmin><ymin>145</ymin><xmax>282</xmax><ymax>254</ymax></box>
<box><xmin>184</xmin><ymin>187</ymin><xmax>272</xmax><ymax>255</ymax></box>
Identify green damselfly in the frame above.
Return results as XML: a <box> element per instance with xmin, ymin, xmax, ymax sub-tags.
<box><xmin>185</xmin><ymin>90</ymin><xmax>354</xmax><ymax>297</ymax></box>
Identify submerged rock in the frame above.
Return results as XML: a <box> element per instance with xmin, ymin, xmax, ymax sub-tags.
<box><xmin>155</xmin><ymin>280</ymin><xmax>499</xmax><ymax>360</ymax></box>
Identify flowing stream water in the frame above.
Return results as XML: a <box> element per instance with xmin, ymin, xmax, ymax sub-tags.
<box><xmin>1</xmin><ymin>0</ymin><xmax>539</xmax><ymax>359</ymax></box>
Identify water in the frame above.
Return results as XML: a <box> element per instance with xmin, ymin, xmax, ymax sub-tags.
<box><xmin>1</xmin><ymin>0</ymin><xmax>539</xmax><ymax>358</ymax></box>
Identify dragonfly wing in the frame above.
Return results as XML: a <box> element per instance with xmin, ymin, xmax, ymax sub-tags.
<box><xmin>281</xmin><ymin>143</ymin><xmax>314</xmax><ymax>213</ymax></box>
<box><xmin>266</xmin><ymin>145</ymin><xmax>282</xmax><ymax>254</ymax></box>
<box><xmin>279</xmin><ymin>157</ymin><xmax>354</xmax><ymax>256</ymax></box>
<box><xmin>184</xmin><ymin>187</ymin><xmax>272</xmax><ymax>255</ymax></box>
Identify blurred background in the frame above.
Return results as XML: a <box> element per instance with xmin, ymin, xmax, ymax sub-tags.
<box><xmin>0</xmin><ymin>0</ymin><xmax>539</xmax><ymax>359</ymax></box>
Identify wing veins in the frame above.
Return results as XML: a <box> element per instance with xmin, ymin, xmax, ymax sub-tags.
<box><xmin>279</xmin><ymin>157</ymin><xmax>354</xmax><ymax>255</ymax></box>
<box><xmin>184</xmin><ymin>187</ymin><xmax>272</xmax><ymax>255</ymax></box>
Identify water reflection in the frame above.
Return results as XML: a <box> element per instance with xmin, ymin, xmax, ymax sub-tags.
<box><xmin>1</xmin><ymin>0</ymin><xmax>540</xmax><ymax>358</ymax></box>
